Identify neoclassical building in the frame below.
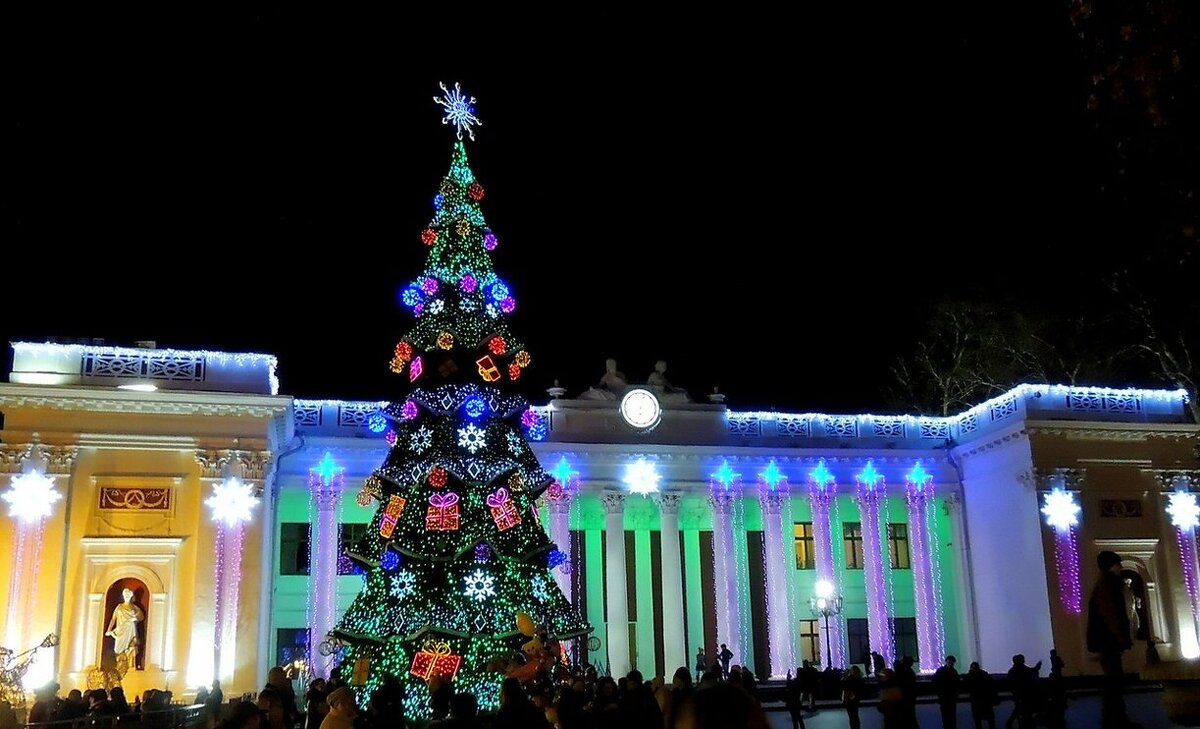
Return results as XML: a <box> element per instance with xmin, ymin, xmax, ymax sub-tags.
<box><xmin>2</xmin><ymin>341</ymin><xmax>1199</xmax><ymax>698</ymax></box>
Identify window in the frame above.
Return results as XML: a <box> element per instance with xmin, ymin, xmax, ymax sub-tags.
<box><xmin>793</xmin><ymin>523</ymin><xmax>816</xmax><ymax>570</ymax></box>
<box><xmin>846</xmin><ymin>618</ymin><xmax>870</xmax><ymax>667</ymax></box>
<box><xmin>799</xmin><ymin>619</ymin><xmax>820</xmax><ymax>665</ymax></box>
<box><xmin>338</xmin><ymin>523</ymin><xmax>370</xmax><ymax>576</ymax></box>
<box><xmin>280</xmin><ymin>523</ymin><xmax>310</xmax><ymax>576</ymax></box>
<box><xmin>891</xmin><ymin>617</ymin><xmax>918</xmax><ymax>662</ymax></box>
<box><xmin>276</xmin><ymin>628</ymin><xmax>309</xmax><ymax>666</ymax></box>
<box><xmin>888</xmin><ymin>523</ymin><xmax>911</xmax><ymax>570</ymax></box>
<box><xmin>843</xmin><ymin>523</ymin><xmax>864</xmax><ymax>569</ymax></box>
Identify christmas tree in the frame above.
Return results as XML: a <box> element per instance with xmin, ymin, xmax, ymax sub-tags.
<box><xmin>330</xmin><ymin>83</ymin><xmax>590</xmax><ymax>716</ymax></box>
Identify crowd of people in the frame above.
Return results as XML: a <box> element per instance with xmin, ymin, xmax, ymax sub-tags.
<box><xmin>4</xmin><ymin>682</ymin><xmax>198</xmax><ymax>729</ymax></box>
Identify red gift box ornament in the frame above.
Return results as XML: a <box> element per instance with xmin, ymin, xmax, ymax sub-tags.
<box><xmin>409</xmin><ymin>640</ymin><xmax>462</xmax><ymax>682</ymax></box>
<box><xmin>379</xmin><ymin>494</ymin><xmax>406</xmax><ymax>539</ymax></box>
<box><xmin>426</xmin><ymin>492</ymin><xmax>460</xmax><ymax>531</ymax></box>
<box><xmin>486</xmin><ymin>487</ymin><xmax>522</xmax><ymax>532</ymax></box>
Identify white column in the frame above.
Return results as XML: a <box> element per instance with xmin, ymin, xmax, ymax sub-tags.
<box><xmin>710</xmin><ymin>490</ymin><xmax>742</xmax><ymax>663</ymax></box>
<box><xmin>602</xmin><ymin>491</ymin><xmax>630</xmax><ymax>677</ymax></box>
<box><xmin>549</xmin><ymin>496</ymin><xmax>573</xmax><ymax>604</ymax></box>
<box><xmin>656</xmin><ymin>493</ymin><xmax>687</xmax><ymax>674</ymax></box>
<box><xmin>311</xmin><ymin>481</ymin><xmax>340</xmax><ymax>678</ymax></box>
<box><xmin>762</xmin><ymin>489</ymin><xmax>794</xmax><ymax>677</ymax></box>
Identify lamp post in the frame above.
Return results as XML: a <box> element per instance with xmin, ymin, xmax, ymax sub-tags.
<box><xmin>809</xmin><ymin>579</ymin><xmax>843</xmax><ymax>669</ymax></box>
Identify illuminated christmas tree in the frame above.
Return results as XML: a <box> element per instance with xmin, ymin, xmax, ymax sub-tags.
<box><xmin>330</xmin><ymin>82</ymin><xmax>590</xmax><ymax>716</ymax></box>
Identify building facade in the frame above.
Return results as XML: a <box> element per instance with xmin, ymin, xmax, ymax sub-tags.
<box><xmin>2</xmin><ymin>342</ymin><xmax>1199</xmax><ymax>698</ymax></box>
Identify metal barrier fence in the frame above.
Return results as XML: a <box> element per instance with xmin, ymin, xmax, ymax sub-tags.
<box><xmin>22</xmin><ymin>704</ymin><xmax>209</xmax><ymax>729</ymax></box>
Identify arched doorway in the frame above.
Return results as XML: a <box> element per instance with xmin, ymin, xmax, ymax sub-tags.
<box><xmin>102</xmin><ymin>578</ymin><xmax>149</xmax><ymax>672</ymax></box>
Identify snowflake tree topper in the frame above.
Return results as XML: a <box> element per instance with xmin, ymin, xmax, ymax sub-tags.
<box><xmin>434</xmin><ymin>81</ymin><xmax>481</xmax><ymax>141</ymax></box>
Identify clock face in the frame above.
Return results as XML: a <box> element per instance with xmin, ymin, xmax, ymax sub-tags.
<box><xmin>620</xmin><ymin>388</ymin><xmax>661</xmax><ymax>431</ymax></box>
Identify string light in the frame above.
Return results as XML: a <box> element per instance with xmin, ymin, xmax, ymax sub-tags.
<box><xmin>905</xmin><ymin>461</ymin><xmax>945</xmax><ymax>671</ymax></box>
<box><xmin>855</xmin><ymin>460</ymin><xmax>894</xmax><ymax>663</ymax></box>
<box><xmin>1041</xmin><ymin>487</ymin><xmax>1083</xmax><ymax>614</ymax></box>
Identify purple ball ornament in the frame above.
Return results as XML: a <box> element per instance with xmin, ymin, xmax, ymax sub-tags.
<box><xmin>401</xmin><ymin>400</ymin><xmax>419</xmax><ymax>421</ymax></box>
<box><xmin>460</xmin><ymin>273</ymin><xmax>478</xmax><ymax>293</ymax></box>
<box><xmin>421</xmin><ymin>277</ymin><xmax>440</xmax><ymax>295</ymax></box>
<box><xmin>483</xmin><ymin>230</ymin><xmax>498</xmax><ymax>251</ymax></box>
<box><xmin>499</xmin><ymin>297</ymin><xmax>516</xmax><ymax>314</ymax></box>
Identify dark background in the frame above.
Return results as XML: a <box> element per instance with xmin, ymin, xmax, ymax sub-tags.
<box><xmin>5</xmin><ymin>4</ymin><xmax>1185</xmax><ymax>412</ymax></box>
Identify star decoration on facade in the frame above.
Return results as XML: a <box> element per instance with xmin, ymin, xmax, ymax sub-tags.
<box><xmin>458</xmin><ymin>423</ymin><xmax>487</xmax><ymax>454</ymax></box>
<box><xmin>1166</xmin><ymin>491</ymin><xmax>1200</xmax><ymax>530</ymax></box>
<box><xmin>759</xmin><ymin>459</ymin><xmax>785</xmax><ymax>489</ymax></box>
<box><xmin>434</xmin><ymin>81</ymin><xmax>481</xmax><ymax>141</ymax></box>
<box><xmin>390</xmin><ymin>570</ymin><xmax>417</xmax><ymax>600</ymax></box>
<box><xmin>1041</xmin><ymin>488</ymin><xmax>1081</xmax><ymax>532</ymax></box>
<box><xmin>410</xmin><ymin>426</ymin><xmax>433</xmax><ymax>453</ymax></box>
<box><xmin>711</xmin><ymin>459</ymin><xmax>741</xmax><ymax>489</ymax></box>
<box><xmin>1</xmin><ymin>470</ymin><xmax>62</xmax><ymax>524</ymax></box>
<box><xmin>906</xmin><ymin>461</ymin><xmax>932</xmax><ymax>486</ymax></box>
<box><xmin>463</xmin><ymin>569</ymin><xmax>496</xmax><ymax>602</ymax></box>
<box><xmin>205</xmin><ymin>476</ymin><xmax>259</xmax><ymax>527</ymax></box>
<box><xmin>809</xmin><ymin>459</ymin><xmax>835</xmax><ymax>489</ymax></box>
<box><xmin>314</xmin><ymin>452</ymin><xmax>343</xmax><ymax>485</ymax></box>
<box><xmin>856</xmin><ymin>460</ymin><xmax>884</xmax><ymax>489</ymax></box>
<box><xmin>623</xmin><ymin>458</ymin><xmax>661</xmax><ymax>496</ymax></box>
<box><xmin>551</xmin><ymin>456</ymin><xmax>578</xmax><ymax>488</ymax></box>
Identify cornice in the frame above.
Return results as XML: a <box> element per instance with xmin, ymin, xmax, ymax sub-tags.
<box><xmin>0</xmin><ymin>384</ymin><xmax>291</xmax><ymax>418</ymax></box>
<box><xmin>951</xmin><ymin>426</ymin><xmax>1029</xmax><ymax>461</ymax></box>
<box><xmin>1027</xmin><ymin>421</ymin><xmax>1200</xmax><ymax>443</ymax></box>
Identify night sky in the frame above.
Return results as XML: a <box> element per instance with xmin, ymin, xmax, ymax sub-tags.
<box><xmin>4</xmin><ymin>5</ymin><xmax>1165</xmax><ymax>412</ymax></box>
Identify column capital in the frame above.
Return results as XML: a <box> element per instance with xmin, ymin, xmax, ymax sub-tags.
<box><xmin>547</xmin><ymin>495</ymin><xmax>572</xmax><ymax>515</ymax></box>
<box><xmin>1034</xmin><ymin>467</ymin><xmax>1085</xmax><ymax>491</ymax></box>
<box><xmin>1145</xmin><ymin>469</ymin><xmax>1200</xmax><ymax>492</ymax></box>
<box><xmin>762</xmin><ymin>490</ymin><xmax>783</xmax><ymax>515</ymax></box>
<box><xmin>942</xmin><ymin>493</ymin><xmax>961</xmax><ymax>515</ymax></box>
<box><xmin>654</xmin><ymin>492</ymin><xmax>682</xmax><ymax>515</ymax></box>
<box><xmin>196</xmin><ymin>448</ymin><xmax>272</xmax><ymax>481</ymax></box>
<box><xmin>708</xmin><ymin>489</ymin><xmax>734</xmax><ymax>513</ymax></box>
<box><xmin>0</xmin><ymin>443</ymin><xmax>77</xmax><ymax>476</ymax></box>
<box><xmin>601</xmin><ymin>491</ymin><xmax>626</xmax><ymax>514</ymax></box>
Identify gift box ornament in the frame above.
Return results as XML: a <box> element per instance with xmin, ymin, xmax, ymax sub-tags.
<box><xmin>409</xmin><ymin>640</ymin><xmax>462</xmax><ymax>681</ymax></box>
<box><xmin>486</xmin><ymin>487</ymin><xmax>522</xmax><ymax>531</ymax></box>
<box><xmin>379</xmin><ymin>494</ymin><xmax>407</xmax><ymax>539</ymax></box>
<box><xmin>426</xmin><ymin>492</ymin><xmax>460</xmax><ymax>531</ymax></box>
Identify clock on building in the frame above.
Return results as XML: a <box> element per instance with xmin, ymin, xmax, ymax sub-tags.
<box><xmin>619</xmin><ymin>388</ymin><xmax>661</xmax><ymax>431</ymax></box>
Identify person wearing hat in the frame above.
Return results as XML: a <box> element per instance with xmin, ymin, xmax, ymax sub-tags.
<box><xmin>1086</xmin><ymin>550</ymin><xmax>1140</xmax><ymax>728</ymax></box>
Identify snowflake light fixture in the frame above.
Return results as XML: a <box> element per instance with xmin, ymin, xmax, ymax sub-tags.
<box><xmin>505</xmin><ymin>431</ymin><xmax>525</xmax><ymax>456</ymax></box>
<box><xmin>1167</xmin><ymin>491</ymin><xmax>1200</xmax><ymax>530</ymax></box>
<box><xmin>463</xmin><ymin>569</ymin><xmax>495</xmax><ymax>602</ymax></box>
<box><xmin>1041</xmin><ymin>488</ymin><xmax>1081</xmax><ymax>532</ymax></box>
<box><xmin>434</xmin><ymin>81</ymin><xmax>482</xmax><ymax>141</ymax></box>
<box><xmin>410</xmin><ymin>427</ymin><xmax>433</xmax><ymax>453</ymax></box>
<box><xmin>531</xmin><ymin>575</ymin><xmax>550</xmax><ymax>603</ymax></box>
<box><xmin>391</xmin><ymin>570</ymin><xmax>417</xmax><ymax>600</ymax></box>
<box><xmin>623</xmin><ymin>458</ymin><xmax>661</xmax><ymax>496</ymax></box>
<box><xmin>206</xmin><ymin>476</ymin><xmax>259</xmax><ymax>527</ymax></box>
<box><xmin>458</xmin><ymin>424</ymin><xmax>487</xmax><ymax>454</ymax></box>
<box><xmin>1</xmin><ymin>470</ymin><xmax>62</xmax><ymax>524</ymax></box>
<box><xmin>711</xmin><ymin>460</ymin><xmax>741</xmax><ymax>489</ymax></box>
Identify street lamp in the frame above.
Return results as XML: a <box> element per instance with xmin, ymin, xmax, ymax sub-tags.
<box><xmin>809</xmin><ymin>579</ymin><xmax>843</xmax><ymax>668</ymax></box>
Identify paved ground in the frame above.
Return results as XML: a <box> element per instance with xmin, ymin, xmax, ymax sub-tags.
<box><xmin>764</xmin><ymin>689</ymin><xmax>1184</xmax><ymax>728</ymax></box>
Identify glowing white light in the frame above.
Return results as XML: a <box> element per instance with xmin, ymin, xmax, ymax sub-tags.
<box><xmin>458</xmin><ymin>424</ymin><xmax>487</xmax><ymax>454</ymax></box>
<box><xmin>623</xmin><ymin>458</ymin><xmax>661</xmax><ymax>496</ymax></box>
<box><xmin>816</xmin><ymin>597</ymin><xmax>828</xmax><ymax>610</ymax></box>
<box><xmin>117</xmin><ymin>383</ymin><xmax>158</xmax><ymax>392</ymax></box>
<box><xmin>2</xmin><ymin>470</ymin><xmax>61</xmax><ymax>524</ymax></box>
<box><xmin>815</xmin><ymin>579</ymin><xmax>835</xmax><ymax>600</ymax></box>
<box><xmin>1167</xmin><ymin>491</ymin><xmax>1200</xmax><ymax>531</ymax></box>
<box><xmin>1041</xmin><ymin>488</ymin><xmax>1080</xmax><ymax>532</ymax></box>
<box><xmin>620</xmin><ymin>388</ymin><xmax>662</xmax><ymax>431</ymax></box>
<box><xmin>463</xmin><ymin>569</ymin><xmax>495</xmax><ymax>602</ymax></box>
<box><xmin>21</xmin><ymin>649</ymin><xmax>55</xmax><ymax>691</ymax></box>
<box><xmin>205</xmin><ymin>477</ymin><xmax>259</xmax><ymax>527</ymax></box>
<box><xmin>434</xmin><ymin>81</ymin><xmax>482</xmax><ymax>141</ymax></box>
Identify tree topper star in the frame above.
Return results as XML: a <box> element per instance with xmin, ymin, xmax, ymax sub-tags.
<box><xmin>434</xmin><ymin>81</ymin><xmax>481</xmax><ymax>141</ymax></box>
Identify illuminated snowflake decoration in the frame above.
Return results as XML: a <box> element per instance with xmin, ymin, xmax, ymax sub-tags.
<box><xmin>206</xmin><ymin>477</ymin><xmax>259</xmax><ymax>527</ymax></box>
<box><xmin>531</xmin><ymin>575</ymin><xmax>550</xmax><ymax>603</ymax></box>
<box><xmin>434</xmin><ymin>81</ymin><xmax>481</xmax><ymax>141</ymax></box>
<box><xmin>391</xmin><ymin>570</ymin><xmax>417</xmax><ymax>600</ymax></box>
<box><xmin>623</xmin><ymin>458</ymin><xmax>661</xmax><ymax>496</ymax></box>
<box><xmin>1041</xmin><ymin>488</ymin><xmax>1081</xmax><ymax>532</ymax></box>
<box><xmin>485</xmin><ymin>303</ymin><xmax>499</xmax><ymax>319</ymax></box>
<box><xmin>506</xmin><ymin>431</ymin><xmax>525</xmax><ymax>456</ymax></box>
<box><xmin>1</xmin><ymin>470</ymin><xmax>62</xmax><ymax>524</ymax></box>
<box><xmin>1166</xmin><ymin>491</ymin><xmax>1200</xmax><ymax>530</ymax></box>
<box><xmin>463</xmin><ymin>569</ymin><xmax>495</xmax><ymax>602</ymax></box>
<box><xmin>460</xmin><ymin>299</ymin><xmax>478</xmax><ymax>312</ymax></box>
<box><xmin>427</xmin><ymin>299</ymin><xmax>445</xmax><ymax>315</ymax></box>
<box><xmin>458</xmin><ymin>424</ymin><xmax>487</xmax><ymax>454</ymax></box>
<box><xmin>410</xmin><ymin>426</ymin><xmax>433</xmax><ymax>453</ymax></box>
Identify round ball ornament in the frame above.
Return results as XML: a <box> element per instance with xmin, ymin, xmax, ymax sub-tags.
<box><xmin>421</xmin><ymin>228</ymin><xmax>438</xmax><ymax>246</ymax></box>
<box><xmin>437</xmin><ymin>332</ymin><xmax>455</xmax><ymax>350</ymax></box>
<box><xmin>456</xmin><ymin>219</ymin><xmax>472</xmax><ymax>237</ymax></box>
<box><xmin>513</xmin><ymin>350</ymin><xmax>531</xmax><ymax>368</ymax></box>
<box><xmin>488</xmin><ymin>337</ymin><xmax>507</xmax><ymax>355</ymax></box>
<box><xmin>468</xmin><ymin>182</ymin><xmax>485</xmax><ymax>201</ymax></box>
